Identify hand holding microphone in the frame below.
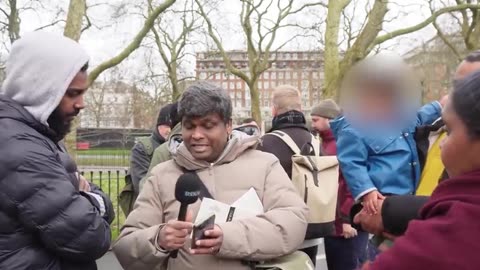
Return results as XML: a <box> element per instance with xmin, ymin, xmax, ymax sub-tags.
<box><xmin>158</xmin><ymin>173</ymin><xmax>201</xmax><ymax>258</ymax></box>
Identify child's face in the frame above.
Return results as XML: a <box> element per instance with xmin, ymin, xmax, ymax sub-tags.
<box><xmin>355</xmin><ymin>81</ymin><xmax>397</xmax><ymax>120</ymax></box>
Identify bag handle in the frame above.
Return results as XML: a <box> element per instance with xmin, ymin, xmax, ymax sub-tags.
<box><xmin>266</xmin><ymin>131</ymin><xmax>301</xmax><ymax>155</ymax></box>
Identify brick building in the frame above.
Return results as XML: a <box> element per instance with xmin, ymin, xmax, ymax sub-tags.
<box><xmin>404</xmin><ymin>35</ymin><xmax>464</xmax><ymax>103</ymax></box>
<box><xmin>195</xmin><ymin>50</ymin><xmax>324</xmax><ymax>122</ymax></box>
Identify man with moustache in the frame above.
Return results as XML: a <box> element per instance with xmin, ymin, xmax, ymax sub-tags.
<box><xmin>0</xmin><ymin>31</ymin><xmax>114</xmax><ymax>270</ymax></box>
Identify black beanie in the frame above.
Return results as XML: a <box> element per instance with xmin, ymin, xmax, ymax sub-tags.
<box><xmin>156</xmin><ymin>104</ymin><xmax>173</xmax><ymax>127</ymax></box>
<box><xmin>156</xmin><ymin>102</ymin><xmax>180</xmax><ymax>128</ymax></box>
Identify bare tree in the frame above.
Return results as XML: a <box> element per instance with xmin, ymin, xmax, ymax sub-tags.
<box><xmin>321</xmin><ymin>1</ymin><xmax>480</xmax><ymax>99</ymax></box>
<box><xmin>195</xmin><ymin>0</ymin><xmax>322</xmax><ymax>124</ymax></box>
<box><xmin>0</xmin><ymin>0</ymin><xmax>20</xmax><ymax>44</ymax></box>
<box><xmin>149</xmin><ymin>0</ymin><xmax>201</xmax><ymax>101</ymax></box>
<box><xmin>87</xmin><ymin>0</ymin><xmax>176</xmax><ymax>85</ymax></box>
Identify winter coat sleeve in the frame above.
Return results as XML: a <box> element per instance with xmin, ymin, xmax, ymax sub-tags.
<box><xmin>112</xmin><ymin>171</ymin><xmax>169</xmax><ymax>270</ymax></box>
<box><xmin>381</xmin><ymin>195</ymin><xmax>429</xmax><ymax>236</ymax></box>
<box><xmin>89</xmin><ymin>182</ymin><xmax>116</xmax><ymax>224</ymax></box>
<box><xmin>335</xmin><ymin>129</ymin><xmax>377</xmax><ymax>201</ymax></box>
<box><xmin>0</xmin><ymin>137</ymin><xmax>111</xmax><ymax>262</ymax></box>
<box><xmin>217</xmin><ymin>160</ymin><xmax>309</xmax><ymax>261</ymax></box>
<box><xmin>364</xmin><ymin>202</ymin><xmax>472</xmax><ymax>270</ymax></box>
<box><xmin>130</xmin><ymin>142</ymin><xmax>151</xmax><ymax>195</ymax></box>
<box><xmin>416</xmin><ymin>101</ymin><xmax>442</xmax><ymax>126</ymax></box>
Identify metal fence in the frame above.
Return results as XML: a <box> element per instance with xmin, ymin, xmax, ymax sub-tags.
<box><xmin>80</xmin><ymin>169</ymin><xmax>127</xmax><ymax>240</ymax></box>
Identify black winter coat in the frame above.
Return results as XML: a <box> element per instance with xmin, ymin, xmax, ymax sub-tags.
<box><xmin>0</xmin><ymin>96</ymin><xmax>113</xmax><ymax>270</ymax></box>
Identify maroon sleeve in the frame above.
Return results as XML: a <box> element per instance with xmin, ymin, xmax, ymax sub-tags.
<box><xmin>338</xmin><ymin>171</ymin><xmax>355</xmax><ymax>223</ymax></box>
<box><xmin>367</xmin><ymin>204</ymin><xmax>478</xmax><ymax>270</ymax></box>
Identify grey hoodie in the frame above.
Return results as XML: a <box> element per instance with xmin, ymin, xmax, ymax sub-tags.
<box><xmin>1</xmin><ymin>31</ymin><xmax>89</xmax><ymax>125</ymax></box>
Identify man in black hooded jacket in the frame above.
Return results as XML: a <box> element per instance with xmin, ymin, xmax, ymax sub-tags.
<box><xmin>0</xmin><ymin>31</ymin><xmax>114</xmax><ymax>270</ymax></box>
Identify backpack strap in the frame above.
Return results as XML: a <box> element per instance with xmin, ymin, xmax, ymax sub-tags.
<box><xmin>310</xmin><ymin>134</ymin><xmax>321</xmax><ymax>157</ymax></box>
<box><xmin>266</xmin><ymin>131</ymin><xmax>301</xmax><ymax>155</ymax></box>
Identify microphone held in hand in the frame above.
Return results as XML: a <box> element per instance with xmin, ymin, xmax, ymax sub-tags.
<box><xmin>171</xmin><ymin>173</ymin><xmax>202</xmax><ymax>258</ymax></box>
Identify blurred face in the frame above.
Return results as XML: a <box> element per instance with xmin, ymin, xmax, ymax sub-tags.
<box><xmin>311</xmin><ymin>115</ymin><xmax>330</xmax><ymax>132</ymax></box>
<box><xmin>440</xmin><ymin>100</ymin><xmax>480</xmax><ymax>177</ymax></box>
<box><xmin>355</xmin><ymin>81</ymin><xmax>396</xmax><ymax>119</ymax></box>
<box><xmin>47</xmin><ymin>71</ymin><xmax>88</xmax><ymax>139</ymax></box>
<box><xmin>182</xmin><ymin>113</ymin><xmax>232</xmax><ymax>162</ymax></box>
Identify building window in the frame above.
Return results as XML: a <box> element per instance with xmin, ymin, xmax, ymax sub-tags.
<box><xmin>258</xmin><ymin>81</ymin><xmax>262</xmax><ymax>89</ymax></box>
<box><xmin>293</xmin><ymin>72</ymin><xmax>298</xmax><ymax>79</ymax></box>
<box><xmin>264</xmin><ymin>72</ymin><xmax>269</xmax><ymax>79</ymax></box>
<box><xmin>271</xmin><ymin>72</ymin><xmax>276</xmax><ymax>79</ymax></box>
<box><xmin>286</xmin><ymin>72</ymin><xmax>291</xmax><ymax>79</ymax></box>
<box><xmin>199</xmin><ymin>72</ymin><xmax>207</xmax><ymax>80</ymax></box>
<box><xmin>313</xmin><ymin>72</ymin><xmax>318</xmax><ymax>79</ymax></box>
<box><xmin>236</xmin><ymin>91</ymin><xmax>242</xmax><ymax>99</ymax></box>
<box><xmin>222</xmin><ymin>82</ymin><xmax>228</xmax><ymax>89</ymax></box>
<box><xmin>264</xmin><ymin>81</ymin><xmax>270</xmax><ymax>89</ymax></box>
<box><xmin>230</xmin><ymin>82</ymin><xmax>235</xmax><ymax>89</ymax></box>
<box><xmin>230</xmin><ymin>92</ymin><xmax>235</xmax><ymax>99</ymax></box>
<box><xmin>236</xmin><ymin>81</ymin><xmax>242</xmax><ymax>89</ymax></box>
<box><xmin>236</xmin><ymin>100</ymin><xmax>241</xmax><ymax>108</ymax></box>
<box><xmin>215</xmin><ymin>73</ymin><xmax>221</xmax><ymax>80</ymax></box>
<box><xmin>279</xmin><ymin>72</ymin><xmax>284</xmax><ymax>79</ymax></box>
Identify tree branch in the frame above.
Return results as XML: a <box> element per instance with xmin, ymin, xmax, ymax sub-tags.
<box><xmin>373</xmin><ymin>3</ymin><xmax>480</xmax><ymax>46</ymax></box>
<box><xmin>88</xmin><ymin>0</ymin><xmax>176</xmax><ymax>85</ymax></box>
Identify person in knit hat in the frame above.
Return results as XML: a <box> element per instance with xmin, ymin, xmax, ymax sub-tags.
<box><xmin>129</xmin><ymin>102</ymin><xmax>178</xmax><ymax>198</ymax></box>
<box><xmin>310</xmin><ymin>99</ymin><xmax>342</xmax><ymax>135</ymax></box>
<box><xmin>311</xmin><ymin>99</ymin><xmax>369</xmax><ymax>270</ymax></box>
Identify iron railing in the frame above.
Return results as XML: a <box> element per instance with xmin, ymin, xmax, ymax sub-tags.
<box><xmin>80</xmin><ymin>169</ymin><xmax>127</xmax><ymax>240</ymax></box>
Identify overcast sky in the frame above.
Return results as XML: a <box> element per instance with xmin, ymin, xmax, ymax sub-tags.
<box><xmin>2</xmin><ymin>0</ymin><xmax>449</xmax><ymax>85</ymax></box>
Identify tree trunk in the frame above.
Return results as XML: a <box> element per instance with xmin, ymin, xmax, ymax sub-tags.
<box><xmin>63</xmin><ymin>0</ymin><xmax>86</xmax><ymax>42</ymax></box>
<box><xmin>63</xmin><ymin>0</ymin><xmax>87</xmax><ymax>159</ymax></box>
<box><xmin>170</xmin><ymin>63</ymin><xmax>180</xmax><ymax>101</ymax></box>
<box><xmin>248</xmin><ymin>80</ymin><xmax>262</xmax><ymax>128</ymax></box>
<box><xmin>7</xmin><ymin>0</ymin><xmax>20</xmax><ymax>43</ymax></box>
<box><xmin>323</xmin><ymin>0</ymin><xmax>350</xmax><ymax>99</ymax></box>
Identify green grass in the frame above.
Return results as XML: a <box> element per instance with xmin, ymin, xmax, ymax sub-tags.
<box><xmin>82</xmin><ymin>171</ymin><xmax>127</xmax><ymax>240</ymax></box>
<box><xmin>77</xmin><ymin>148</ymin><xmax>130</xmax><ymax>167</ymax></box>
<box><xmin>78</xmin><ymin>148</ymin><xmax>130</xmax><ymax>155</ymax></box>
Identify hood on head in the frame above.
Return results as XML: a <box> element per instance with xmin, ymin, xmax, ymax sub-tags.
<box><xmin>173</xmin><ymin>130</ymin><xmax>260</xmax><ymax>171</ymax></box>
<box><xmin>1</xmin><ymin>31</ymin><xmax>89</xmax><ymax>126</ymax></box>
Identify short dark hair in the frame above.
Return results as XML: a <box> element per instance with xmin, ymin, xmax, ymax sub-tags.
<box><xmin>178</xmin><ymin>81</ymin><xmax>232</xmax><ymax>122</ymax></box>
<box><xmin>452</xmin><ymin>69</ymin><xmax>480</xmax><ymax>138</ymax></box>
<box><xmin>241</xmin><ymin>118</ymin><xmax>255</xmax><ymax>124</ymax></box>
<box><xmin>80</xmin><ymin>62</ymin><xmax>89</xmax><ymax>72</ymax></box>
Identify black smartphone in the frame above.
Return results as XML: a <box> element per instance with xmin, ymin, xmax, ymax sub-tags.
<box><xmin>191</xmin><ymin>214</ymin><xmax>216</xmax><ymax>249</ymax></box>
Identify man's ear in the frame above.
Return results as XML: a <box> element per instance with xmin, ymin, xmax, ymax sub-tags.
<box><xmin>226</xmin><ymin>119</ymin><xmax>233</xmax><ymax>134</ymax></box>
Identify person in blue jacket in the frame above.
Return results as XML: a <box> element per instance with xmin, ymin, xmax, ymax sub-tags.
<box><xmin>331</xmin><ymin>53</ymin><xmax>446</xmax><ymax>215</ymax></box>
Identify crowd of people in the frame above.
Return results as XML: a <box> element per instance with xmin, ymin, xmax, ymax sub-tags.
<box><xmin>2</xmin><ymin>31</ymin><xmax>480</xmax><ymax>270</ymax></box>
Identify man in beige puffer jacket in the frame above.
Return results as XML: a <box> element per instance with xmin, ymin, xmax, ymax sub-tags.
<box><xmin>113</xmin><ymin>81</ymin><xmax>309</xmax><ymax>270</ymax></box>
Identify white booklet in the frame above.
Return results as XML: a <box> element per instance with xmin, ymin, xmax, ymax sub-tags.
<box><xmin>194</xmin><ymin>187</ymin><xmax>264</xmax><ymax>225</ymax></box>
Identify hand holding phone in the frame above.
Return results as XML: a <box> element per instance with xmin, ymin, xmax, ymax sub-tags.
<box><xmin>191</xmin><ymin>214</ymin><xmax>215</xmax><ymax>249</ymax></box>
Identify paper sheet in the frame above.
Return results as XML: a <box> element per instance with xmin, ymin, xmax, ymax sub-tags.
<box><xmin>195</xmin><ymin>187</ymin><xmax>264</xmax><ymax>225</ymax></box>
